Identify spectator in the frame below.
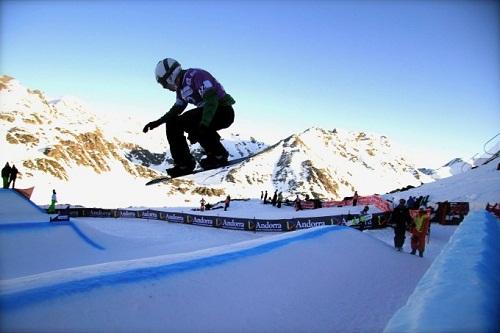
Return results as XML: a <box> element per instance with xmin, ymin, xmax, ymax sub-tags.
<box><xmin>9</xmin><ymin>164</ymin><xmax>19</xmax><ymax>188</ymax></box>
<box><xmin>48</xmin><ymin>189</ymin><xmax>57</xmax><ymax>214</ymax></box>
<box><xmin>224</xmin><ymin>195</ymin><xmax>231</xmax><ymax>211</ymax></box>
<box><xmin>294</xmin><ymin>195</ymin><xmax>302</xmax><ymax>211</ymax></box>
<box><xmin>263</xmin><ymin>190</ymin><xmax>268</xmax><ymax>204</ymax></box>
<box><xmin>200</xmin><ymin>197</ymin><xmax>206</xmax><ymax>211</ymax></box>
<box><xmin>353</xmin><ymin>191</ymin><xmax>359</xmax><ymax>206</ymax></box>
<box><xmin>260</xmin><ymin>191</ymin><xmax>263</xmax><ymax>200</ymax></box>
<box><xmin>391</xmin><ymin>199</ymin><xmax>411</xmax><ymax>251</ymax></box>
<box><xmin>277</xmin><ymin>192</ymin><xmax>283</xmax><ymax>208</ymax></box>
<box><xmin>407</xmin><ymin>196</ymin><xmax>415</xmax><ymax>209</ymax></box>
<box><xmin>2</xmin><ymin>162</ymin><xmax>11</xmax><ymax>189</ymax></box>
<box><xmin>271</xmin><ymin>190</ymin><xmax>278</xmax><ymax>206</ymax></box>
<box><xmin>359</xmin><ymin>205</ymin><xmax>370</xmax><ymax>231</ymax></box>
<box><xmin>410</xmin><ymin>206</ymin><xmax>430</xmax><ymax>257</ymax></box>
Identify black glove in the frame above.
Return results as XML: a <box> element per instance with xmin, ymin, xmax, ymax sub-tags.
<box><xmin>143</xmin><ymin>120</ymin><xmax>162</xmax><ymax>133</ymax></box>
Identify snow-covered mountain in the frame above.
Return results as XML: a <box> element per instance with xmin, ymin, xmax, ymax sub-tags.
<box><xmin>198</xmin><ymin>127</ymin><xmax>432</xmax><ymax>200</ymax></box>
<box><xmin>425</xmin><ymin>157</ymin><xmax>474</xmax><ymax>179</ymax></box>
<box><xmin>1</xmin><ymin>76</ymin><xmax>432</xmax><ymax>207</ymax></box>
<box><xmin>419</xmin><ymin>139</ymin><xmax>500</xmax><ymax>180</ymax></box>
<box><xmin>0</xmin><ymin>76</ymin><xmax>268</xmax><ymax>206</ymax></box>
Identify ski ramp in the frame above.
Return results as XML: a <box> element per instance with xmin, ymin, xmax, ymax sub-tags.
<box><xmin>0</xmin><ymin>189</ymin><xmax>48</xmax><ymax>224</ymax></box>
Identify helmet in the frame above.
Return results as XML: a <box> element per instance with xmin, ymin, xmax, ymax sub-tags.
<box><xmin>155</xmin><ymin>58</ymin><xmax>181</xmax><ymax>89</ymax></box>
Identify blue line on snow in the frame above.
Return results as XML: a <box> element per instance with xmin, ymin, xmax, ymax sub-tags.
<box><xmin>0</xmin><ymin>222</ymin><xmax>54</xmax><ymax>231</ymax></box>
<box><xmin>69</xmin><ymin>223</ymin><xmax>105</xmax><ymax>251</ymax></box>
<box><xmin>0</xmin><ymin>221</ymin><xmax>105</xmax><ymax>251</ymax></box>
<box><xmin>0</xmin><ymin>226</ymin><xmax>349</xmax><ymax>311</ymax></box>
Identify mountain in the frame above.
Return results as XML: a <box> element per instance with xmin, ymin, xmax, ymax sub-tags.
<box><xmin>423</xmin><ymin>157</ymin><xmax>473</xmax><ymax>180</ymax></box>
<box><xmin>194</xmin><ymin>127</ymin><xmax>432</xmax><ymax>200</ymax></box>
<box><xmin>419</xmin><ymin>140</ymin><xmax>500</xmax><ymax>180</ymax></box>
<box><xmin>1</xmin><ymin>76</ymin><xmax>432</xmax><ymax>207</ymax></box>
<box><xmin>0</xmin><ymin>76</ymin><xmax>267</xmax><ymax>207</ymax></box>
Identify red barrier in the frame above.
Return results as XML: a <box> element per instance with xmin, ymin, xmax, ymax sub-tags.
<box><xmin>306</xmin><ymin>195</ymin><xmax>392</xmax><ymax>212</ymax></box>
<box><xmin>15</xmin><ymin>187</ymin><xmax>34</xmax><ymax>200</ymax></box>
<box><xmin>300</xmin><ymin>201</ymin><xmax>315</xmax><ymax>209</ymax></box>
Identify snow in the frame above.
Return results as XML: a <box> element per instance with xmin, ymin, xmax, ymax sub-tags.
<box><xmin>2</xmin><ymin>152</ymin><xmax>499</xmax><ymax>333</ymax></box>
<box><xmin>0</xmin><ymin>219</ymin><xmax>440</xmax><ymax>333</ymax></box>
<box><xmin>385</xmin><ymin>211</ymin><xmax>500</xmax><ymax>333</ymax></box>
<box><xmin>1</xmin><ymin>77</ymin><xmax>499</xmax><ymax>331</ymax></box>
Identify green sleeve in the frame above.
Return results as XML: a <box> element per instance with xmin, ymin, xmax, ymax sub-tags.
<box><xmin>200</xmin><ymin>89</ymin><xmax>219</xmax><ymax>127</ymax></box>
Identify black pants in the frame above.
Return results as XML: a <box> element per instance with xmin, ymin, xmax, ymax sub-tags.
<box><xmin>166</xmin><ymin>105</ymin><xmax>234</xmax><ymax>165</ymax></box>
<box><xmin>394</xmin><ymin>229</ymin><xmax>406</xmax><ymax>248</ymax></box>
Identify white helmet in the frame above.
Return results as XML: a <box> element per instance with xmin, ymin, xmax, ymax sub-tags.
<box><xmin>155</xmin><ymin>58</ymin><xmax>181</xmax><ymax>89</ymax></box>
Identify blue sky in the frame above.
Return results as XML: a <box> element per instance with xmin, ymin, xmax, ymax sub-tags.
<box><xmin>1</xmin><ymin>0</ymin><xmax>499</xmax><ymax>168</ymax></box>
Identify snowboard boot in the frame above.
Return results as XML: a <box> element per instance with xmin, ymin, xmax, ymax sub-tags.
<box><xmin>166</xmin><ymin>160</ymin><xmax>196</xmax><ymax>178</ymax></box>
<box><xmin>418</xmin><ymin>250</ymin><xmax>424</xmax><ymax>258</ymax></box>
<box><xmin>411</xmin><ymin>249</ymin><xmax>416</xmax><ymax>255</ymax></box>
<box><xmin>199</xmin><ymin>154</ymin><xmax>229</xmax><ymax>170</ymax></box>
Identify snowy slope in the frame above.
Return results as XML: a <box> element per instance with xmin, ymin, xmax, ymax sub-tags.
<box><xmin>385</xmin><ymin>211</ymin><xmax>500</xmax><ymax>333</ymax></box>
<box><xmin>1</xmin><ymin>226</ymin><xmax>435</xmax><ymax>333</ymax></box>
<box><xmin>1</xmin><ymin>147</ymin><xmax>499</xmax><ymax>332</ymax></box>
<box><xmin>384</xmin><ymin>155</ymin><xmax>500</xmax><ymax>209</ymax></box>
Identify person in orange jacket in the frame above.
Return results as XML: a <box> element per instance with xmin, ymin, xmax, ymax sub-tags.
<box><xmin>410</xmin><ymin>206</ymin><xmax>430</xmax><ymax>257</ymax></box>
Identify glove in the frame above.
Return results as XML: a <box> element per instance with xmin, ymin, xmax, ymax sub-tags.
<box><xmin>143</xmin><ymin>120</ymin><xmax>162</xmax><ymax>133</ymax></box>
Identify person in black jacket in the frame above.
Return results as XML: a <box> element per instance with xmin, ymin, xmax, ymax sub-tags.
<box><xmin>2</xmin><ymin>163</ymin><xmax>11</xmax><ymax>189</ymax></box>
<box><xmin>391</xmin><ymin>199</ymin><xmax>412</xmax><ymax>251</ymax></box>
<box><xmin>9</xmin><ymin>165</ymin><xmax>18</xmax><ymax>189</ymax></box>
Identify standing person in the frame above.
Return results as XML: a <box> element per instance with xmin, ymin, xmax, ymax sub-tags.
<box><xmin>352</xmin><ymin>191</ymin><xmax>359</xmax><ymax>206</ymax></box>
<box><xmin>48</xmin><ymin>190</ymin><xmax>57</xmax><ymax>214</ymax></box>
<box><xmin>391</xmin><ymin>199</ymin><xmax>411</xmax><ymax>251</ymax></box>
<box><xmin>224</xmin><ymin>195</ymin><xmax>231</xmax><ymax>211</ymax></box>
<box><xmin>260</xmin><ymin>191</ymin><xmax>263</xmax><ymax>200</ymax></box>
<box><xmin>263</xmin><ymin>190</ymin><xmax>268</xmax><ymax>204</ymax></box>
<box><xmin>143</xmin><ymin>58</ymin><xmax>236</xmax><ymax>177</ymax></box>
<box><xmin>1</xmin><ymin>162</ymin><xmax>11</xmax><ymax>189</ymax></box>
<box><xmin>407</xmin><ymin>196</ymin><xmax>415</xmax><ymax>209</ymax></box>
<box><xmin>277</xmin><ymin>192</ymin><xmax>283</xmax><ymax>208</ymax></box>
<box><xmin>271</xmin><ymin>190</ymin><xmax>278</xmax><ymax>206</ymax></box>
<box><xmin>200</xmin><ymin>198</ymin><xmax>206</xmax><ymax>211</ymax></box>
<box><xmin>410</xmin><ymin>206</ymin><xmax>430</xmax><ymax>257</ymax></box>
<box><xmin>359</xmin><ymin>205</ymin><xmax>370</xmax><ymax>231</ymax></box>
<box><xmin>294</xmin><ymin>195</ymin><xmax>302</xmax><ymax>211</ymax></box>
<box><xmin>9</xmin><ymin>165</ymin><xmax>18</xmax><ymax>188</ymax></box>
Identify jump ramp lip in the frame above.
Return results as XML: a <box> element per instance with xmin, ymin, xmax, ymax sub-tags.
<box><xmin>0</xmin><ymin>189</ymin><xmax>48</xmax><ymax>224</ymax></box>
<box><xmin>0</xmin><ymin>225</ymin><xmax>349</xmax><ymax>311</ymax></box>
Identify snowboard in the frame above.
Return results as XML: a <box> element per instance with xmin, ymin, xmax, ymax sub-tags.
<box><xmin>146</xmin><ymin>156</ymin><xmax>250</xmax><ymax>186</ymax></box>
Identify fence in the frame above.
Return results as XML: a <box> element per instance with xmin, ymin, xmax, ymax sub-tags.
<box><xmin>56</xmin><ymin>207</ymin><xmax>392</xmax><ymax>232</ymax></box>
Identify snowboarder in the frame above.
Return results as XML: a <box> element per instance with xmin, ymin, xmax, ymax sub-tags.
<box><xmin>143</xmin><ymin>58</ymin><xmax>236</xmax><ymax>177</ymax></box>
<box><xmin>48</xmin><ymin>189</ymin><xmax>57</xmax><ymax>214</ymax></box>
<box><xmin>9</xmin><ymin>164</ymin><xmax>18</xmax><ymax>188</ymax></box>
<box><xmin>2</xmin><ymin>162</ymin><xmax>11</xmax><ymax>189</ymax></box>
<box><xmin>391</xmin><ymin>199</ymin><xmax>411</xmax><ymax>251</ymax></box>
<box><xmin>410</xmin><ymin>206</ymin><xmax>430</xmax><ymax>257</ymax></box>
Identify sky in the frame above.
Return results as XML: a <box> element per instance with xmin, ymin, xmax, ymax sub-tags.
<box><xmin>1</xmin><ymin>0</ymin><xmax>499</xmax><ymax>168</ymax></box>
